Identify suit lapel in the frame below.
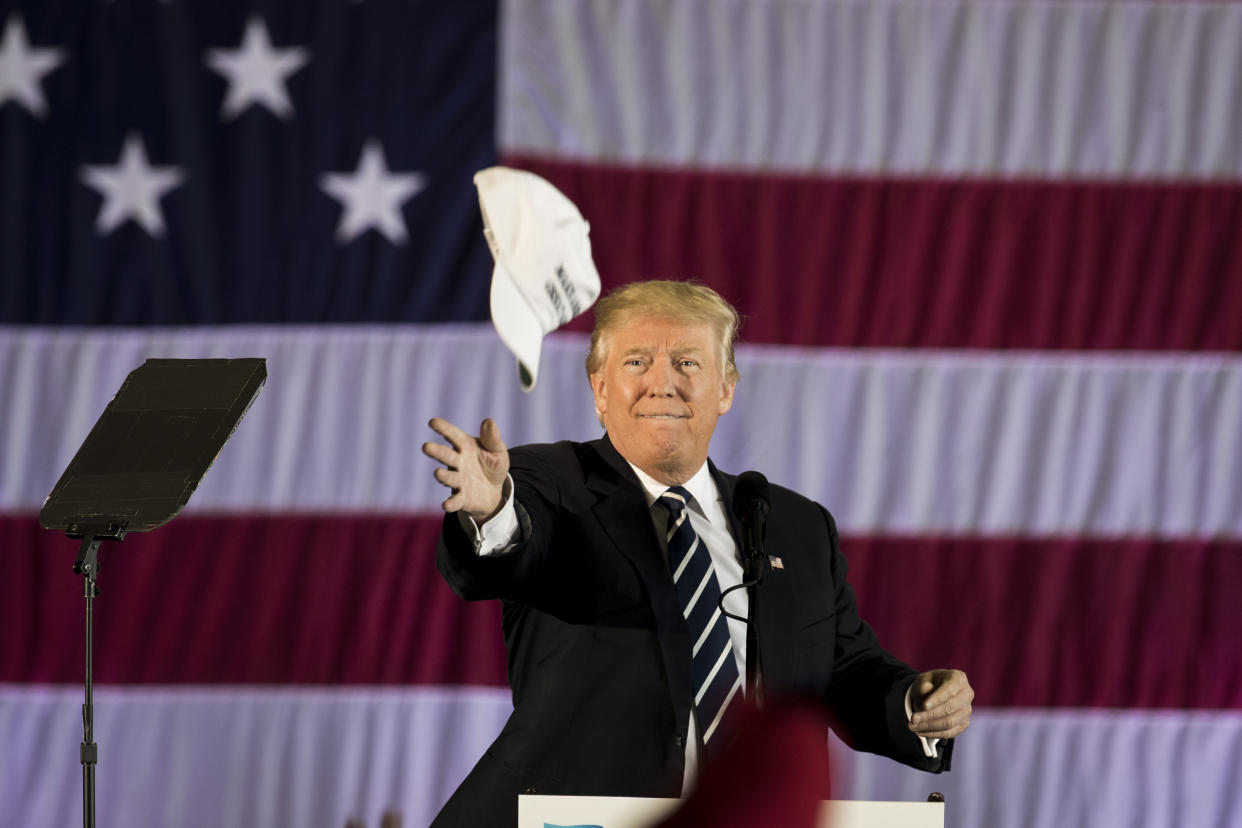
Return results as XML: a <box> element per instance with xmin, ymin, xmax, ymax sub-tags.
<box><xmin>586</xmin><ymin>435</ymin><xmax>695</xmax><ymax>722</ymax></box>
<box><xmin>585</xmin><ymin>435</ymin><xmax>684</xmax><ymax>624</ymax></box>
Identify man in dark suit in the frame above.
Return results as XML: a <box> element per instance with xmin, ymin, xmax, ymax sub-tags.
<box><xmin>423</xmin><ymin>281</ymin><xmax>972</xmax><ymax>826</ymax></box>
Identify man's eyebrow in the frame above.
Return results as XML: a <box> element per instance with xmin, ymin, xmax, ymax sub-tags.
<box><xmin>670</xmin><ymin>343</ymin><xmax>706</xmax><ymax>355</ymax></box>
<box><xmin>617</xmin><ymin>343</ymin><xmax>705</xmax><ymax>358</ymax></box>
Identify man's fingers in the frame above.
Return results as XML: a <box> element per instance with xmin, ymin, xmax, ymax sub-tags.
<box><xmin>914</xmin><ymin>688</ymin><xmax>971</xmax><ymax>723</ymax></box>
<box><xmin>910</xmin><ymin>706</ymin><xmax>960</xmax><ymax>731</ymax></box>
<box><xmin>911</xmin><ymin>703</ymin><xmax>971</xmax><ymax>734</ymax></box>
<box><xmin>427</xmin><ymin>416</ymin><xmax>507</xmax><ymax>516</ymax></box>
<box><xmin>909</xmin><ymin>705</ymin><xmax>970</xmax><ymax>736</ymax></box>
<box><xmin>911</xmin><ymin>721</ymin><xmax>970</xmax><ymax>740</ymax></box>
<box><xmin>910</xmin><ymin>669</ymin><xmax>973</xmax><ymax>741</ymax></box>
<box><xmin>919</xmin><ymin>670</ymin><xmax>970</xmax><ymax>711</ymax></box>
<box><xmin>422</xmin><ymin>441</ymin><xmax>459</xmax><ymax>466</ymax></box>
<box><xmin>428</xmin><ymin>417</ymin><xmax>471</xmax><ymax>451</ymax></box>
<box><xmin>920</xmin><ymin>684</ymin><xmax>960</xmax><ymax>712</ymax></box>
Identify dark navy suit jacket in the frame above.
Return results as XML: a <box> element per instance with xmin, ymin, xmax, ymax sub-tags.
<box><xmin>431</xmin><ymin>435</ymin><xmax>950</xmax><ymax>827</ymax></box>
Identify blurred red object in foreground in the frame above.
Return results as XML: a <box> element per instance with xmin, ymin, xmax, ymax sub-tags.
<box><xmin>659</xmin><ymin>701</ymin><xmax>833</xmax><ymax>828</ymax></box>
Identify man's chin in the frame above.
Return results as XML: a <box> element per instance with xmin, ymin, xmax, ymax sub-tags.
<box><xmin>628</xmin><ymin>438</ymin><xmax>702</xmax><ymax>483</ymax></box>
<box><xmin>637</xmin><ymin>420</ymin><xmax>691</xmax><ymax>447</ymax></box>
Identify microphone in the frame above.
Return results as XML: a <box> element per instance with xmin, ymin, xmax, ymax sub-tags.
<box><xmin>732</xmin><ymin>471</ymin><xmax>771</xmax><ymax>702</ymax></box>
<box><xmin>732</xmin><ymin>471</ymin><xmax>770</xmax><ymax>577</ymax></box>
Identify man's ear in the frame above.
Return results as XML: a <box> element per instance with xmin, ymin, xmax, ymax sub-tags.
<box><xmin>590</xmin><ymin>372</ymin><xmax>607</xmax><ymax>416</ymax></box>
<box><xmin>718</xmin><ymin>378</ymin><xmax>736</xmax><ymax>416</ymax></box>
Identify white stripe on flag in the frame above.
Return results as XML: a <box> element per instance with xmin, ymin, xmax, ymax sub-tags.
<box><xmin>6</xmin><ymin>686</ymin><xmax>1239</xmax><ymax>828</ymax></box>
<box><xmin>3</xmin><ymin>328</ymin><xmax>1240</xmax><ymax>538</ymax></box>
<box><xmin>830</xmin><ymin>708</ymin><xmax>1242</xmax><ymax>827</ymax></box>
<box><xmin>501</xmin><ymin>0</ymin><xmax>1242</xmax><ymax>179</ymax></box>
<box><xmin>0</xmin><ymin>684</ymin><xmax>512</xmax><ymax>828</ymax></box>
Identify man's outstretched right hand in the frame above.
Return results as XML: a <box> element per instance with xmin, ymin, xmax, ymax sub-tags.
<box><xmin>422</xmin><ymin>417</ymin><xmax>509</xmax><ymax>523</ymax></box>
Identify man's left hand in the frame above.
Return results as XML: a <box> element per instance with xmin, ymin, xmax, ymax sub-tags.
<box><xmin>908</xmin><ymin>669</ymin><xmax>973</xmax><ymax>740</ymax></box>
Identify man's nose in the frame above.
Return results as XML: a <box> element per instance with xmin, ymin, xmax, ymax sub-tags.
<box><xmin>646</xmin><ymin>359</ymin><xmax>677</xmax><ymax>396</ymax></box>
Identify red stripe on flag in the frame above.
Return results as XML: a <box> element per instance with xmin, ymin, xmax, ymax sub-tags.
<box><xmin>7</xmin><ymin>514</ymin><xmax>1240</xmax><ymax>709</ymax></box>
<box><xmin>2</xmin><ymin>512</ymin><xmax>506</xmax><ymax>688</ymax></box>
<box><xmin>844</xmin><ymin>535</ymin><xmax>1242</xmax><ymax>710</ymax></box>
<box><xmin>504</xmin><ymin>154</ymin><xmax>1242</xmax><ymax>351</ymax></box>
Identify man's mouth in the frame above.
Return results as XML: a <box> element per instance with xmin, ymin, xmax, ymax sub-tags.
<box><xmin>637</xmin><ymin>414</ymin><xmax>688</xmax><ymax>420</ymax></box>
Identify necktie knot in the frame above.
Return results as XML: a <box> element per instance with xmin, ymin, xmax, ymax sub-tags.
<box><xmin>660</xmin><ymin>486</ymin><xmax>692</xmax><ymax>519</ymax></box>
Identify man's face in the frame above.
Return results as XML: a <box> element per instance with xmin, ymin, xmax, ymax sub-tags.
<box><xmin>590</xmin><ymin>315</ymin><xmax>735</xmax><ymax>485</ymax></box>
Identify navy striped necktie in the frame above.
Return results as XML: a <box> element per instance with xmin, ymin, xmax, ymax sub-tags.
<box><xmin>660</xmin><ymin>486</ymin><xmax>742</xmax><ymax>760</ymax></box>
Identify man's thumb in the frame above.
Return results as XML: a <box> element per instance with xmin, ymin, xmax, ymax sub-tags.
<box><xmin>479</xmin><ymin>418</ymin><xmax>507</xmax><ymax>452</ymax></box>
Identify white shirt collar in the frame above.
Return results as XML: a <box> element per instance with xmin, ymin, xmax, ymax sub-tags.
<box><xmin>626</xmin><ymin>459</ymin><xmax>718</xmax><ymax>517</ymax></box>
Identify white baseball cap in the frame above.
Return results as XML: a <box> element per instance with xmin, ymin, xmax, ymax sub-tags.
<box><xmin>474</xmin><ymin>166</ymin><xmax>602</xmax><ymax>391</ymax></box>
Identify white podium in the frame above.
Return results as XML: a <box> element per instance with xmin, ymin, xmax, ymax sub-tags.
<box><xmin>519</xmin><ymin>795</ymin><xmax>945</xmax><ymax>828</ymax></box>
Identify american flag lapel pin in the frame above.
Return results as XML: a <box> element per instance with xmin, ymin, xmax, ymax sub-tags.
<box><xmin>768</xmin><ymin>555</ymin><xmax>784</xmax><ymax>570</ymax></box>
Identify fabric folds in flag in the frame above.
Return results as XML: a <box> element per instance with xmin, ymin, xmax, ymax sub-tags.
<box><xmin>2</xmin><ymin>0</ymin><xmax>1240</xmax><ymax>826</ymax></box>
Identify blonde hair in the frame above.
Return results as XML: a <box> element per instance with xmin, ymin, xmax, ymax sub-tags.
<box><xmin>586</xmin><ymin>280</ymin><xmax>741</xmax><ymax>385</ymax></box>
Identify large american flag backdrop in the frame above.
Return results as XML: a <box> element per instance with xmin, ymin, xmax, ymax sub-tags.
<box><xmin>3</xmin><ymin>0</ymin><xmax>1240</xmax><ymax>825</ymax></box>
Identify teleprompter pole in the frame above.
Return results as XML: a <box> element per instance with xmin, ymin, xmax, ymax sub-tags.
<box><xmin>74</xmin><ymin>535</ymin><xmax>104</xmax><ymax>828</ymax></box>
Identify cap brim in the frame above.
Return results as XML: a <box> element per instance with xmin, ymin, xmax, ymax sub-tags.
<box><xmin>490</xmin><ymin>259</ymin><xmax>544</xmax><ymax>391</ymax></box>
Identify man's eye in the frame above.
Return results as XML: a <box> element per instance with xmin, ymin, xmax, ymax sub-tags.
<box><xmin>680</xmin><ymin>360</ymin><xmax>698</xmax><ymax>368</ymax></box>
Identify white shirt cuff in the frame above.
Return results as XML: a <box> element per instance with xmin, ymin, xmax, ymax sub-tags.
<box><xmin>458</xmin><ymin>475</ymin><xmax>522</xmax><ymax>556</ymax></box>
<box><xmin>905</xmin><ymin>682</ymin><xmax>941</xmax><ymax>759</ymax></box>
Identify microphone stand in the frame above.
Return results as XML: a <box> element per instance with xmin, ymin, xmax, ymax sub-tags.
<box><xmin>728</xmin><ymin>472</ymin><xmax>771</xmax><ymax>708</ymax></box>
<box><xmin>741</xmin><ymin>537</ymin><xmax>767</xmax><ymax>706</ymax></box>
<box><xmin>722</xmin><ymin>551</ymin><xmax>765</xmax><ymax>704</ymax></box>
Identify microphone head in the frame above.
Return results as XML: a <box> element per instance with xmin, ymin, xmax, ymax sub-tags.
<box><xmin>733</xmin><ymin>470</ymin><xmax>771</xmax><ymax>517</ymax></box>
